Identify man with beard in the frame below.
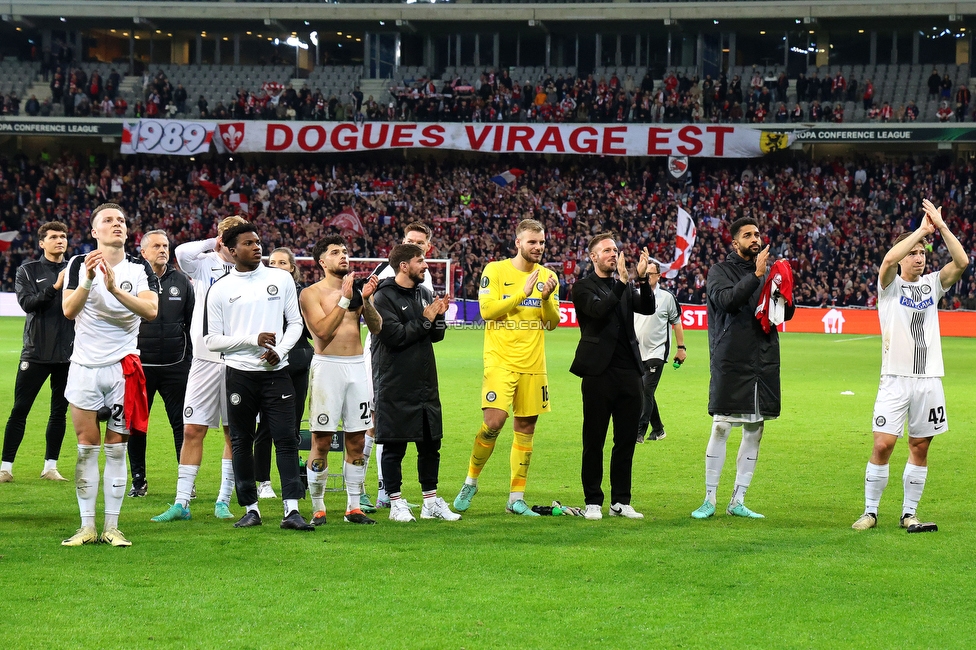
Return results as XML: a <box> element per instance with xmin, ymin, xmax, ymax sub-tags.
<box><xmin>371</xmin><ymin>244</ymin><xmax>458</xmax><ymax>523</ymax></box>
<box><xmin>691</xmin><ymin>217</ymin><xmax>794</xmax><ymax>521</ymax></box>
<box><xmin>453</xmin><ymin>219</ymin><xmax>560</xmax><ymax>517</ymax></box>
<box><xmin>300</xmin><ymin>235</ymin><xmax>382</xmax><ymax>525</ymax></box>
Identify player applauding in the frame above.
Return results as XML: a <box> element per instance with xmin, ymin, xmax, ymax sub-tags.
<box><xmin>453</xmin><ymin>219</ymin><xmax>560</xmax><ymax>516</ymax></box>
<box><xmin>853</xmin><ymin>199</ymin><xmax>969</xmax><ymax>532</ymax></box>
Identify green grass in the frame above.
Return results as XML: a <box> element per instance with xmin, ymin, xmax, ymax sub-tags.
<box><xmin>1</xmin><ymin>316</ymin><xmax>974</xmax><ymax>648</ymax></box>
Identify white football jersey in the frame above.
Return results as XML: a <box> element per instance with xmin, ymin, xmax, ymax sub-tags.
<box><xmin>877</xmin><ymin>271</ymin><xmax>946</xmax><ymax>377</ymax></box>
<box><xmin>65</xmin><ymin>254</ymin><xmax>158</xmax><ymax>367</ymax></box>
<box><xmin>635</xmin><ymin>286</ymin><xmax>680</xmax><ymax>362</ymax></box>
<box><xmin>175</xmin><ymin>238</ymin><xmax>234</xmax><ymax>363</ymax></box>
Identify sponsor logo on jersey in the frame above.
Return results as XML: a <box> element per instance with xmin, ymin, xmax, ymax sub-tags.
<box><xmin>520</xmin><ymin>298</ymin><xmax>542</xmax><ymax>308</ymax></box>
<box><xmin>899</xmin><ymin>296</ymin><xmax>934</xmax><ymax>310</ymax></box>
<box><xmin>169</xmin><ymin>286</ymin><xmax>180</xmax><ymax>296</ymax></box>
<box><xmin>120</xmin><ymin>281</ymin><xmax>133</xmax><ymax>292</ymax></box>
<box><xmin>184</xmin><ymin>407</ymin><xmax>193</xmax><ymax>418</ymax></box>
<box><xmin>486</xmin><ymin>391</ymin><xmax>497</xmax><ymax>402</ymax></box>
<box><xmin>267</xmin><ymin>284</ymin><xmax>278</xmax><ymax>296</ymax></box>
<box><xmin>230</xmin><ymin>393</ymin><xmax>241</xmax><ymax>405</ymax></box>
<box><xmin>875</xmin><ymin>416</ymin><xmax>886</xmax><ymax>427</ymax></box>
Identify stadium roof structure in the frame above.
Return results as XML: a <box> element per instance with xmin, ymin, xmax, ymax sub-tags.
<box><xmin>6</xmin><ymin>0</ymin><xmax>976</xmax><ymax>23</ymax></box>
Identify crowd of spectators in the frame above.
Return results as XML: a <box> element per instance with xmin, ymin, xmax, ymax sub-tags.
<box><xmin>2</xmin><ymin>152</ymin><xmax>975</xmax><ymax>311</ymax></box>
<box><xmin>5</xmin><ymin>62</ymin><xmax>969</xmax><ymax>125</ymax></box>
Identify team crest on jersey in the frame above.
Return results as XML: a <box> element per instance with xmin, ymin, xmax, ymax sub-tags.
<box><xmin>481</xmin><ymin>276</ymin><xmax>489</xmax><ymax>288</ymax></box>
<box><xmin>920</xmin><ymin>284</ymin><xmax>932</xmax><ymax>295</ymax></box>
<box><xmin>267</xmin><ymin>284</ymin><xmax>278</xmax><ymax>296</ymax></box>
<box><xmin>184</xmin><ymin>407</ymin><xmax>193</xmax><ymax>418</ymax></box>
<box><xmin>536</xmin><ymin>282</ymin><xmax>545</xmax><ymax>293</ymax></box>
<box><xmin>19</xmin><ymin>361</ymin><xmax>29</xmax><ymax>371</ymax></box>
<box><xmin>486</xmin><ymin>391</ymin><xmax>497</xmax><ymax>402</ymax></box>
<box><xmin>230</xmin><ymin>393</ymin><xmax>241</xmax><ymax>405</ymax></box>
<box><xmin>169</xmin><ymin>286</ymin><xmax>180</xmax><ymax>296</ymax></box>
<box><xmin>317</xmin><ymin>414</ymin><xmax>329</xmax><ymax>425</ymax></box>
<box><xmin>120</xmin><ymin>281</ymin><xmax>133</xmax><ymax>292</ymax></box>
<box><xmin>875</xmin><ymin>416</ymin><xmax>886</xmax><ymax>427</ymax></box>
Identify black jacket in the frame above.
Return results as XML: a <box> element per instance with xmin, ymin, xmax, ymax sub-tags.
<box><xmin>570</xmin><ymin>273</ymin><xmax>655</xmax><ymax>377</ymax></box>
<box><xmin>15</xmin><ymin>257</ymin><xmax>74</xmax><ymax>363</ymax></box>
<box><xmin>370</xmin><ymin>277</ymin><xmax>445</xmax><ymax>443</ymax></box>
<box><xmin>705</xmin><ymin>251</ymin><xmax>795</xmax><ymax>417</ymax></box>
<box><xmin>138</xmin><ymin>264</ymin><xmax>194</xmax><ymax>366</ymax></box>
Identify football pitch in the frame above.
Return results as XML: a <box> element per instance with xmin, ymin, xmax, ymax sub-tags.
<box><xmin>0</xmin><ymin>316</ymin><xmax>974</xmax><ymax>648</ymax></box>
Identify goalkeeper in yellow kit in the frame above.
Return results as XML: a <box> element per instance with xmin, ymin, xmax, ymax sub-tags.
<box><xmin>453</xmin><ymin>219</ymin><xmax>560</xmax><ymax>516</ymax></box>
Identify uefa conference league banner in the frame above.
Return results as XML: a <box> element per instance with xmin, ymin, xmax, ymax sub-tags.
<box><xmin>120</xmin><ymin>119</ymin><xmax>799</xmax><ymax>158</ymax></box>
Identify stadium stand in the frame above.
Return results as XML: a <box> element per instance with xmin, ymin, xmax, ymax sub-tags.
<box><xmin>2</xmin><ymin>154</ymin><xmax>974</xmax><ymax>310</ymax></box>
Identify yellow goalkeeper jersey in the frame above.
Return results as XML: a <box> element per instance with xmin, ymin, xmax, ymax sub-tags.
<box><xmin>478</xmin><ymin>259</ymin><xmax>561</xmax><ymax>374</ymax></box>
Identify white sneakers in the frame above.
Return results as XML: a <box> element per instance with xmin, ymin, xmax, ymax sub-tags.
<box><xmin>257</xmin><ymin>481</ymin><xmax>277</xmax><ymax>499</ymax></box>
<box><xmin>586</xmin><ymin>503</ymin><xmax>645</xmax><ymax>520</ymax></box>
<box><xmin>0</xmin><ymin>470</ymin><xmax>12</xmax><ymax>483</ymax></box>
<box><xmin>421</xmin><ymin>497</ymin><xmax>462</xmax><ymax>521</ymax></box>
<box><xmin>41</xmin><ymin>468</ymin><xmax>68</xmax><ymax>481</ymax></box>
<box><xmin>389</xmin><ymin>499</ymin><xmax>416</xmax><ymax>522</ymax></box>
<box><xmin>609</xmin><ymin>503</ymin><xmax>645</xmax><ymax>519</ymax></box>
<box><xmin>584</xmin><ymin>504</ymin><xmax>603</xmax><ymax>520</ymax></box>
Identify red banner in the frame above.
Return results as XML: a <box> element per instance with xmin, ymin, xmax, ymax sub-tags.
<box><xmin>209</xmin><ymin>121</ymin><xmax>797</xmax><ymax>158</ymax></box>
<box><xmin>557</xmin><ymin>302</ymin><xmax>975</xmax><ymax>337</ymax></box>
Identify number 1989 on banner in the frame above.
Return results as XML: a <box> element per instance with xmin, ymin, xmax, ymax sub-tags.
<box><xmin>121</xmin><ymin>119</ymin><xmax>216</xmax><ymax>156</ymax></box>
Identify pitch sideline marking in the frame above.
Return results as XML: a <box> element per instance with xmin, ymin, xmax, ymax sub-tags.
<box><xmin>832</xmin><ymin>335</ymin><xmax>880</xmax><ymax>343</ymax></box>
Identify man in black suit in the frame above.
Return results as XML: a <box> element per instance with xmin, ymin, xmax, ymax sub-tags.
<box><xmin>570</xmin><ymin>234</ymin><xmax>655</xmax><ymax>521</ymax></box>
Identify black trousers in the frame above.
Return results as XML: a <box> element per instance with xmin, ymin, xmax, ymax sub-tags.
<box><xmin>380</xmin><ymin>413</ymin><xmax>441</xmax><ymax>495</ymax></box>
<box><xmin>226</xmin><ymin>367</ymin><xmax>303</xmax><ymax>507</ymax></box>
<box><xmin>253</xmin><ymin>358</ymin><xmax>309</xmax><ymax>482</ymax></box>
<box><xmin>2</xmin><ymin>361</ymin><xmax>69</xmax><ymax>463</ymax></box>
<box><xmin>128</xmin><ymin>361</ymin><xmax>190</xmax><ymax>483</ymax></box>
<box><xmin>580</xmin><ymin>366</ymin><xmax>643</xmax><ymax>506</ymax></box>
<box><xmin>638</xmin><ymin>359</ymin><xmax>666</xmax><ymax>438</ymax></box>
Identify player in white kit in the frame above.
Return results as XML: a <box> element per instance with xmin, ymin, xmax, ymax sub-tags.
<box><xmin>152</xmin><ymin>216</ymin><xmax>248</xmax><ymax>523</ymax></box>
<box><xmin>362</xmin><ymin>222</ymin><xmax>434</xmax><ymax>509</ymax></box>
<box><xmin>853</xmin><ymin>199</ymin><xmax>969</xmax><ymax>531</ymax></box>
<box><xmin>61</xmin><ymin>203</ymin><xmax>159</xmax><ymax>547</ymax></box>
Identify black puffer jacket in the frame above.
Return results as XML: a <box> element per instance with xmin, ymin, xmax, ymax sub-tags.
<box><xmin>370</xmin><ymin>277</ymin><xmax>445</xmax><ymax>443</ymax></box>
<box><xmin>706</xmin><ymin>251</ymin><xmax>794</xmax><ymax>417</ymax></box>
<box><xmin>139</xmin><ymin>265</ymin><xmax>194</xmax><ymax>366</ymax></box>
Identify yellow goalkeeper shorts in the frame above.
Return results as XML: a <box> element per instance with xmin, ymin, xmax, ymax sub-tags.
<box><xmin>481</xmin><ymin>366</ymin><xmax>550</xmax><ymax>417</ymax></box>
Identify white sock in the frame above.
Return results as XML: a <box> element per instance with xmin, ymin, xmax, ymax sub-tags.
<box><xmin>43</xmin><ymin>459</ymin><xmax>57</xmax><ymax>473</ymax></box>
<box><xmin>1</xmin><ymin>461</ymin><xmax>12</xmax><ymax>473</ymax></box>
<box><xmin>307</xmin><ymin>461</ymin><xmax>327</xmax><ymax>512</ymax></box>
<box><xmin>246</xmin><ymin>502</ymin><xmax>260</xmax><ymax>516</ymax></box>
<box><xmin>283</xmin><ymin>498</ymin><xmax>298</xmax><ymax>516</ymax></box>
<box><xmin>731</xmin><ymin>423</ymin><xmax>764</xmax><ymax>506</ymax></box>
<box><xmin>217</xmin><ymin>458</ymin><xmax>235</xmax><ymax>504</ymax></box>
<box><xmin>464</xmin><ymin>476</ymin><xmax>478</xmax><ymax>487</ymax></box>
<box><xmin>375</xmin><ymin>443</ymin><xmax>385</xmax><ymax>498</ymax></box>
<box><xmin>423</xmin><ymin>489</ymin><xmax>437</xmax><ymax>507</ymax></box>
<box><xmin>509</xmin><ymin>491</ymin><xmax>524</xmax><ymax>504</ymax></box>
<box><xmin>344</xmin><ymin>460</ymin><xmax>365</xmax><ymax>511</ymax></box>
<box><xmin>176</xmin><ymin>464</ymin><xmax>199</xmax><ymax>508</ymax></box>
<box><xmin>76</xmin><ymin>444</ymin><xmax>100</xmax><ymax>528</ymax></box>
<box><xmin>704</xmin><ymin>420</ymin><xmax>731</xmax><ymax>505</ymax></box>
<box><xmin>902</xmin><ymin>463</ymin><xmax>928</xmax><ymax>516</ymax></box>
<box><xmin>103</xmin><ymin>442</ymin><xmax>127</xmax><ymax>530</ymax></box>
<box><xmin>362</xmin><ymin>434</ymin><xmax>374</xmax><ymax>472</ymax></box>
<box><xmin>864</xmin><ymin>462</ymin><xmax>889</xmax><ymax>515</ymax></box>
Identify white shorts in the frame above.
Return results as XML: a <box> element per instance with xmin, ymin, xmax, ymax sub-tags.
<box><xmin>65</xmin><ymin>362</ymin><xmax>126</xmax><ymax>432</ymax></box>
<box><xmin>363</xmin><ymin>334</ymin><xmax>375</xmax><ymax>399</ymax></box>
<box><xmin>873</xmin><ymin>375</ymin><xmax>947</xmax><ymax>438</ymax></box>
<box><xmin>182</xmin><ymin>358</ymin><xmax>227</xmax><ymax>429</ymax></box>
<box><xmin>713</xmin><ymin>413</ymin><xmax>769</xmax><ymax>426</ymax></box>
<box><xmin>309</xmin><ymin>355</ymin><xmax>372</xmax><ymax>433</ymax></box>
